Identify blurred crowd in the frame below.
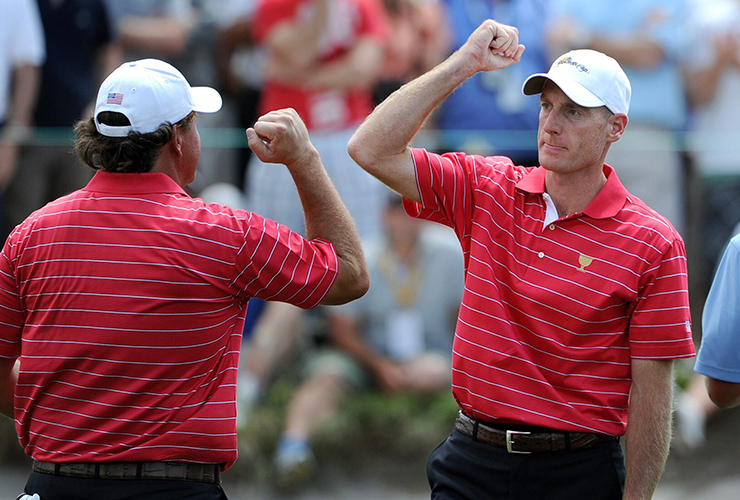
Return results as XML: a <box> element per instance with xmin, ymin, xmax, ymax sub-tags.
<box><xmin>2</xmin><ymin>0</ymin><xmax>739</xmax><ymax>491</ymax></box>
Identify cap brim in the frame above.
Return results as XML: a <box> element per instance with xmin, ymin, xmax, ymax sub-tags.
<box><xmin>191</xmin><ymin>86</ymin><xmax>223</xmax><ymax>113</ymax></box>
<box><xmin>522</xmin><ymin>74</ymin><xmax>606</xmax><ymax>109</ymax></box>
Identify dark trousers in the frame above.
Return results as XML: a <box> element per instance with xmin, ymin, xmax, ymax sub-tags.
<box><xmin>22</xmin><ymin>472</ymin><xmax>228</xmax><ymax>500</ymax></box>
<box><xmin>427</xmin><ymin>430</ymin><xmax>625</xmax><ymax>500</ymax></box>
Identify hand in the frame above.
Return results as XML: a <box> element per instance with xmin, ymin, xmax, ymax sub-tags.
<box><xmin>459</xmin><ymin>20</ymin><xmax>525</xmax><ymax>74</ymax></box>
<box><xmin>374</xmin><ymin>359</ymin><xmax>410</xmax><ymax>393</ymax></box>
<box><xmin>0</xmin><ymin>142</ymin><xmax>19</xmax><ymax>191</ymax></box>
<box><xmin>715</xmin><ymin>33</ymin><xmax>740</xmax><ymax>69</ymax></box>
<box><xmin>246</xmin><ymin>108</ymin><xmax>318</xmax><ymax>168</ymax></box>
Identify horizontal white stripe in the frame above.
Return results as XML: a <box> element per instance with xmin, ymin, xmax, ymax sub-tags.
<box><xmin>25</xmin><ymin>316</ymin><xmax>237</xmax><ymax>335</ymax></box>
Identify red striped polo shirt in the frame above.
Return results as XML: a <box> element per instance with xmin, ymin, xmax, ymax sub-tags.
<box><xmin>405</xmin><ymin>148</ymin><xmax>695</xmax><ymax>436</ymax></box>
<box><xmin>0</xmin><ymin>171</ymin><xmax>338</xmax><ymax>469</ymax></box>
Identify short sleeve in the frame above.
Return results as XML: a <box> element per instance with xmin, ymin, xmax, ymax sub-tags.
<box><xmin>0</xmin><ymin>240</ymin><xmax>25</xmax><ymax>359</ymax></box>
<box><xmin>403</xmin><ymin>148</ymin><xmax>477</xmax><ymax>242</ymax></box>
<box><xmin>229</xmin><ymin>211</ymin><xmax>338</xmax><ymax>309</ymax></box>
<box><xmin>695</xmin><ymin>236</ymin><xmax>740</xmax><ymax>382</ymax></box>
<box><xmin>12</xmin><ymin>0</ymin><xmax>46</xmax><ymax>66</ymax></box>
<box><xmin>628</xmin><ymin>236</ymin><xmax>696</xmax><ymax>359</ymax></box>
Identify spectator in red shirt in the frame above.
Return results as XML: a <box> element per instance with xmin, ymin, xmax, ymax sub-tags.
<box><xmin>348</xmin><ymin>19</ymin><xmax>695</xmax><ymax>500</ymax></box>
<box><xmin>0</xmin><ymin>58</ymin><xmax>368</xmax><ymax>500</ymax></box>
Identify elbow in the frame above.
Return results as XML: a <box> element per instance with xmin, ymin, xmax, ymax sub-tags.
<box><xmin>347</xmin><ymin>131</ymin><xmax>380</xmax><ymax>176</ymax></box>
<box><xmin>707</xmin><ymin>378</ymin><xmax>740</xmax><ymax>409</ymax></box>
<box><xmin>343</xmin><ymin>261</ymin><xmax>370</xmax><ymax>303</ymax></box>
<box><xmin>323</xmin><ymin>265</ymin><xmax>369</xmax><ymax>306</ymax></box>
<box><xmin>347</xmin><ymin>132</ymin><xmax>370</xmax><ymax>169</ymax></box>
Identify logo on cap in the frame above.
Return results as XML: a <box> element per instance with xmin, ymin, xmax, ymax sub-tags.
<box><xmin>106</xmin><ymin>93</ymin><xmax>124</xmax><ymax>105</ymax></box>
<box><xmin>557</xmin><ymin>57</ymin><xmax>589</xmax><ymax>74</ymax></box>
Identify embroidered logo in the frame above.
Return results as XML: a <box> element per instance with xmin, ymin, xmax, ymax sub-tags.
<box><xmin>107</xmin><ymin>92</ymin><xmax>124</xmax><ymax>105</ymax></box>
<box><xmin>577</xmin><ymin>254</ymin><xmax>593</xmax><ymax>272</ymax></box>
<box><xmin>557</xmin><ymin>56</ymin><xmax>589</xmax><ymax>73</ymax></box>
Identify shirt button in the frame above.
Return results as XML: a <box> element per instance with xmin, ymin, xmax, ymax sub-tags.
<box><xmin>538</xmin><ymin>252</ymin><xmax>544</xmax><ymax>258</ymax></box>
<box><xmin>549</xmin><ymin>224</ymin><xmax>555</xmax><ymax>231</ymax></box>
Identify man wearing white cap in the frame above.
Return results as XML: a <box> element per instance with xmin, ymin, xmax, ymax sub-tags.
<box><xmin>0</xmin><ymin>59</ymin><xmax>368</xmax><ymax>499</ymax></box>
<box><xmin>349</xmin><ymin>20</ymin><xmax>694</xmax><ymax>500</ymax></box>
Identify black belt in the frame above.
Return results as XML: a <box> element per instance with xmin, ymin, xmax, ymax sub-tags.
<box><xmin>32</xmin><ymin>460</ymin><xmax>222</xmax><ymax>484</ymax></box>
<box><xmin>455</xmin><ymin>412</ymin><xmax>617</xmax><ymax>454</ymax></box>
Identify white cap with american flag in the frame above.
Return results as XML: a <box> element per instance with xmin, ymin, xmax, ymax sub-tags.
<box><xmin>94</xmin><ymin>59</ymin><xmax>222</xmax><ymax>137</ymax></box>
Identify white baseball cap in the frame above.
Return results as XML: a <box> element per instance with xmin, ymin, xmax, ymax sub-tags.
<box><xmin>521</xmin><ymin>49</ymin><xmax>631</xmax><ymax>116</ymax></box>
<box><xmin>94</xmin><ymin>59</ymin><xmax>222</xmax><ymax>137</ymax></box>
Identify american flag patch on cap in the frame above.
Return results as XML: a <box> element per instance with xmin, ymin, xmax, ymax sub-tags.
<box><xmin>107</xmin><ymin>93</ymin><xmax>124</xmax><ymax>105</ymax></box>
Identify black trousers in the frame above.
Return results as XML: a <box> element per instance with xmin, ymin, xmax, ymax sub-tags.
<box><xmin>427</xmin><ymin>430</ymin><xmax>625</xmax><ymax>500</ymax></box>
<box><xmin>22</xmin><ymin>471</ymin><xmax>228</xmax><ymax>500</ymax></box>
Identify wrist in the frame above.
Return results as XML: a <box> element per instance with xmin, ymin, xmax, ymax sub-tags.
<box><xmin>0</xmin><ymin>123</ymin><xmax>31</xmax><ymax>145</ymax></box>
<box><xmin>287</xmin><ymin>145</ymin><xmax>321</xmax><ymax>173</ymax></box>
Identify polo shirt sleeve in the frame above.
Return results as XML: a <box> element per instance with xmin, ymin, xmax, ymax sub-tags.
<box><xmin>0</xmin><ymin>240</ymin><xmax>24</xmax><ymax>360</ymax></box>
<box><xmin>13</xmin><ymin>0</ymin><xmax>46</xmax><ymax>66</ymax></box>
<box><xmin>628</xmin><ymin>235</ymin><xmax>695</xmax><ymax>360</ymax></box>
<box><xmin>403</xmin><ymin>147</ymin><xmax>477</xmax><ymax>241</ymax></box>
<box><xmin>230</xmin><ymin>211</ymin><xmax>338</xmax><ymax>309</ymax></box>
<box><xmin>695</xmin><ymin>237</ymin><xmax>740</xmax><ymax>383</ymax></box>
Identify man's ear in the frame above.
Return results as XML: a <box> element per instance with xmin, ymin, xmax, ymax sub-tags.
<box><xmin>171</xmin><ymin>125</ymin><xmax>183</xmax><ymax>157</ymax></box>
<box><xmin>607</xmin><ymin>113</ymin><xmax>628</xmax><ymax>143</ymax></box>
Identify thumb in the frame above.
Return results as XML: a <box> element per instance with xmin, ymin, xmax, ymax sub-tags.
<box><xmin>246</xmin><ymin>128</ymin><xmax>271</xmax><ymax>160</ymax></box>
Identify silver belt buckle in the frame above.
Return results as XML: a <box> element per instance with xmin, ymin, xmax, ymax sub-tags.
<box><xmin>506</xmin><ymin>430</ymin><xmax>532</xmax><ymax>454</ymax></box>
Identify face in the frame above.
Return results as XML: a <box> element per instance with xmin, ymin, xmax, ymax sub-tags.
<box><xmin>177</xmin><ymin>118</ymin><xmax>201</xmax><ymax>186</ymax></box>
<box><xmin>537</xmin><ymin>81</ymin><xmax>618</xmax><ymax>176</ymax></box>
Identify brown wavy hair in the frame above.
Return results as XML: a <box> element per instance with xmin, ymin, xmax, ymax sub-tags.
<box><xmin>73</xmin><ymin>111</ymin><xmax>196</xmax><ymax>173</ymax></box>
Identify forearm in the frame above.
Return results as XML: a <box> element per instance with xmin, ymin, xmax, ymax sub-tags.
<box><xmin>267</xmin><ymin>0</ymin><xmax>329</xmax><ymax>69</ymax></box>
<box><xmin>623</xmin><ymin>359</ymin><xmax>674</xmax><ymax>500</ymax></box>
<box><xmin>119</xmin><ymin>17</ymin><xmax>193</xmax><ymax>55</ymax></box>
<box><xmin>706</xmin><ymin>377</ymin><xmax>740</xmax><ymax>408</ymax></box>
<box><xmin>7</xmin><ymin>64</ymin><xmax>41</xmax><ymax>128</ymax></box>
<box><xmin>588</xmin><ymin>34</ymin><xmax>665</xmax><ymax>69</ymax></box>
<box><xmin>330</xmin><ymin>316</ymin><xmax>387</xmax><ymax>372</ymax></box>
<box><xmin>288</xmin><ymin>149</ymin><xmax>369</xmax><ymax>304</ymax></box>
<box><xmin>297</xmin><ymin>39</ymin><xmax>383</xmax><ymax>90</ymax></box>
<box><xmin>686</xmin><ymin>61</ymin><xmax>724</xmax><ymax>108</ymax></box>
<box><xmin>0</xmin><ymin>357</ymin><xmax>19</xmax><ymax>419</ymax></box>
<box><xmin>348</xmin><ymin>50</ymin><xmax>476</xmax><ymax>200</ymax></box>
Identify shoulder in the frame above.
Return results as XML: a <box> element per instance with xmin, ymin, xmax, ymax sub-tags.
<box><xmin>615</xmin><ymin>193</ymin><xmax>685</xmax><ymax>264</ymax></box>
<box><xmin>411</xmin><ymin>148</ymin><xmax>532</xmax><ymax>183</ymax></box>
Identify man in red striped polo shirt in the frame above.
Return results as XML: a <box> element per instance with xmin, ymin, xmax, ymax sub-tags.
<box><xmin>348</xmin><ymin>19</ymin><xmax>695</xmax><ymax>500</ymax></box>
<box><xmin>0</xmin><ymin>59</ymin><xmax>368</xmax><ymax>499</ymax></box>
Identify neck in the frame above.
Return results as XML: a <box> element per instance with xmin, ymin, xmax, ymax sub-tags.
<box><xmin>545</xmin><ymin>164</ymin><xmax>607</xmax><ymax>218</ymax></box>
<box><xmin>150</xmin><ymin>147</ymin><xmax>186</xmax><ymax>187</ymax></box>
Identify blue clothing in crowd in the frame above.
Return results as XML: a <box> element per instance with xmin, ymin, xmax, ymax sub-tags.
<box><xmin>437</xmin><ymin>0</ymin><xmax>548</xmax><ymax>161</ymax></box>
<box><xmin>548</xmin><ymin>0</ymin><xmax>688</xmax><ymax>130</ymax></box>
<box><xmin>696</xmin><ymin>234</ymin><xmax>740</xmax><ymax>384</ymax></box>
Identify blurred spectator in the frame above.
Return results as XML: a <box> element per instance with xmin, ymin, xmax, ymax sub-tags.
<box><xmin>214</xmin><ymin>0</ymin><xmax>265</xmax><ymax>188</ymax></box>
<box><xmin>244</xmin><ymin>0</ymin><xmax>389</xmax><ymax>239</ymax></box>
<box><xmin>3</xmin><ymin>0</ymin><xmax>118</xmax><ymax>236</ymax></box>
<box><xmin>671</xmin><ymin>0</ymin><xmax>740</xmax><ymax>453</ymax></box>
<box><xmin>272</xmin><ymin>195</ymin><xmax>464</xmax><ymax>490</ymax></box>
<box><xmin>235</xmin><ymin>0</ymin><xmax>391</xmax><ymax>423</ymax></box>
<box><xmin>684</xmin><ymin>0</ymin><xmax>740</xmax><ymax>272</ymax></box>
<box><xmin>695</xmin><ymin>231</ymin><xmax>740</xmax><ymax>409</ymax></box>
<box><xmin>546</xmin><ymin>0</ymin><xmax>690</xmax><ymax>234</ymax></box>
<box><xmin>435</xmin><ymin>0</ymin><xmax>548</xmax><ymax>164</ymax></box>
<box><xmin>0</xmin><ymin>0</ymin><xmax>44</xmax><ymax>223</ymax></box>
<box><xmin>373</xmin><ymin>0</ymin><xmax>450</xmax><ymax>105</ymax></box>
<box><xmin>103</xmin><ymin>0</ymin><xmax>197</xmax><ymax>63</ymax></box>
